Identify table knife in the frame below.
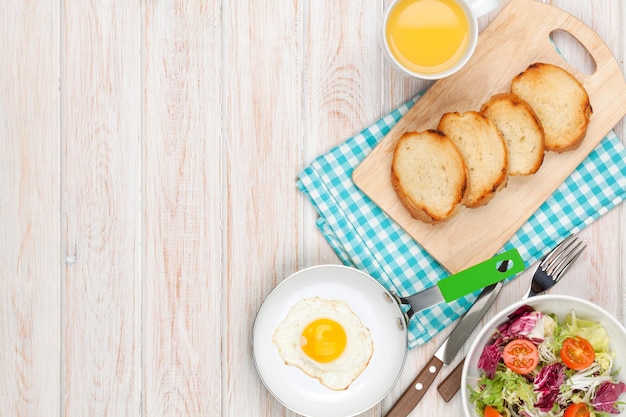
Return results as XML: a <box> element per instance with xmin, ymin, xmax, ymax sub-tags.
<box><xmin>385</xmin><ymin>277</ymin><xmax>508</xmax><ymax>417</ymax></box>
<box><xmin>436</xmin><ymin>235</ymin><xmax>586</xmax><ymax>402</ymax></box>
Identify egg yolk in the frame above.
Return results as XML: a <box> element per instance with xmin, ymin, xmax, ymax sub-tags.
<box><xmin>300</xmin><ymin>318</ymin><xmax>347</xmax><ymax>362</ymax></box>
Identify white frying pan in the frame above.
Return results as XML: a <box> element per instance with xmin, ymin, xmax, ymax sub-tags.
<box><xmin>252</xmin><ymin>265</ymin><xmax>408</xmax><ymax>417</ymax></box>
<box><xmin>252</xmin><ymin>253</ymin><xmax>523</xmax><ymax>417</ymax></box>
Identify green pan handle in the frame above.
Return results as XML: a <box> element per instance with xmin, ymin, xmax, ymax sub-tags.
<box><xmin>437</xmin><ymin>248</ymin><xmax>525</xmax><ymax>302</ymax></box>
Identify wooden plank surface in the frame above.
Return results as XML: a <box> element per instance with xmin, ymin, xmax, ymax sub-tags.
<box><xmin>143</xmin><ymin>1</ymin><xmax>222</xmax><ymax>416</ymax></box>
<box><xmin>222</xmin><ymin>0</ymin><xmax>305</xmax><ymax>415</ymax></box>
<box><xmin>61</xmin><ymin>1</ymin><xmax>141</xmax><ymax>416</ymax></box>
<box><xmin>0</xmin><ymin>1</ymin><xmax>623</xmax><ymax>417</ymax></box>
<box><xmin>0</xmin><ymin>2</ymin><xmax>60</xmax><ymax>417</ymax></box>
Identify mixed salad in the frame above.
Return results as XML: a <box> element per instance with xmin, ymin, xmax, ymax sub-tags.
<box><xmin>469</xmin><ymin>305</ymin><xmax>626</xmax><ymax>417</ymax></box>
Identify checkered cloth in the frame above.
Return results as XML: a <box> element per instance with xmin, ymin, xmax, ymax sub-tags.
<box><xmin>297</xmin><ymin>94</ymin><xmax>626</xmax><ymax>348</ymax></box>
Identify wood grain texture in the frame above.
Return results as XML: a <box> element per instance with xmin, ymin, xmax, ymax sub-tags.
<box><xmin>143</xmin><ymin>0</ymin><xmax>222</xmax><ymax>415</ymax></box>
<box><xmin>303</xmin><ymin>0</ymin><xmax>383</xmax><ymax>264</ymax></box>
<box><xmin>0</xmin><ymin>1</ymin><xmax>623</xmax><ymax>416</ymax></box>
<box><xmin>0</xmin><ymin>2</ymin><xmax>60</xmax><ymax>417</ymax></box>
<box><xmin>222</xmin><ymin>0</ymin><xmax>303</xmax><ymax>415</ymax></box>
<box><xmin>61</xmin><ymin>1</ymin><xmax>141</xmax><ymax>416</ymax></box>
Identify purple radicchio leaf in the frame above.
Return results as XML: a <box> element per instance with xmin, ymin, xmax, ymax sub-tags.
<box><xmin>478</xmin><ymin>343</ymin><xmax>501</xmax><ymax>379</ymax></box>
<box><xmin>592</xmin><ymin>381</ymin><xmax>626</xmax><ymax>414</ymax></box>
<box><xmin>497</xmin><ymin>305</ymin><xmax>537</xmax><ymax>340</ymax></box>
<box><xmin>534</xmin><ymin>363</ymin><xmax>566</xmax><ymax>412</ymax></box>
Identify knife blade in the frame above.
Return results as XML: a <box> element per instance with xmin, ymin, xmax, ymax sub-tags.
<box><xmin>398</xmin><ymin>248</ymin><xmax>523</xmax><ymax>318</ymax></box>
<box><xmin>385</xmin><ymin>277</ymin><xmax>509</xmax><ymax>417</ymax></box>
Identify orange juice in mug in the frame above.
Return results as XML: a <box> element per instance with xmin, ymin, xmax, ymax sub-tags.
<box><xmin>383</xmin><ymin>0</ymin><xmax>499</xmax><ymax>79</ymax></box>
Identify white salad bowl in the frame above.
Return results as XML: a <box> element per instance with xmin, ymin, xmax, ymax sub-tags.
<box><xmin>462</xmin><ymin>294</ymin><xmax>626</xmax><ymax>417</ymax></box>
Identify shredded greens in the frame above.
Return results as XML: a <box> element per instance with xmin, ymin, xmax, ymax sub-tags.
<box><xmin>469</xmin><ymin>306</ymin><xmax>626</xmax><ymax>417</ymax></box>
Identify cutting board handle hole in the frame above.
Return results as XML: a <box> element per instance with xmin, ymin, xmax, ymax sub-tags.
<box><xmin>550</xmin><ymin>29</ymin><xmax>597</xmax><ymax>75</ymax></box>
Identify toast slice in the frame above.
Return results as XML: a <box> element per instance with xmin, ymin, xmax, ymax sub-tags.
<box><xmin>480</xmin><ymin>92</ymin><xmax>545</xmax><ymax>176</ymax></box>
<box><xmin>511</xmin><ymin>62</ymin><xmax>592</xmax><ymax>153</ymax></box>
<box><xmin>391</xmin><ymin>130</ymin><xmax>467</xmax><ymax>223</ymax></box>
<box><xmin>437</xmin><ymin>111</ymin><xmax>508</xmax><ymax>208</ymax></box>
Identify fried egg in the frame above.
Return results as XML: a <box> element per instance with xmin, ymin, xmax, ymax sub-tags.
<box><xmin>272</xmin><ymin>296</ymin><xmax>374</xmax><ymax>390</ymax></box>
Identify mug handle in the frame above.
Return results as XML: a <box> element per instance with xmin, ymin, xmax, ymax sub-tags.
<box><xmin>467</xmin><ymin>0</ymin><xmax>499</xmax><ymax>18</ymax></box>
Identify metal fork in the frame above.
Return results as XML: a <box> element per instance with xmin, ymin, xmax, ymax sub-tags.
<box><xmin>436</xmin><ymin>234</ymin><xmax>587</xmax><ymax>402</ymax></box>
<box><xmin>522</xmin><ymin>234</ymin><xmax>587</xmax><ymax>298</ymax></box>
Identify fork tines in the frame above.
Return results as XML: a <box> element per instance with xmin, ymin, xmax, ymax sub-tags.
<box><xmin>540</xmin><ymin>235</ymin><xmax>587</xmax><ymax>280</ymax></box>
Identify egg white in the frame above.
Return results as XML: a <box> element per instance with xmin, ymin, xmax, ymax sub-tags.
<box><xmin>272</xmin><ymin>296</ymin><xmax>374</xmax><ymax>391</ymax></box>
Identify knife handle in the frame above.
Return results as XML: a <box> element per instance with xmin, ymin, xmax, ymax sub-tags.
<box><xmin>385</xmin><ymin>355</ymin><xmax>444</xmax><ymax>417</ymax></box>
<box><xmin>436</xmin><ymin>357</ymin><xmax>465</xmax><ymax>402</ymax></box>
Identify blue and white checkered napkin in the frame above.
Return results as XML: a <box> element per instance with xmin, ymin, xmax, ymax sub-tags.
<box><xmin>297</xmin><ymin>95</ymin><xmax>626</xmax><ymax>349</ymax></box>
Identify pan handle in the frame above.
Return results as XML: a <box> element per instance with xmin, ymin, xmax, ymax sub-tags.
<box><xmin>394</xmin><ymin>249</ymin><xmax>523</xmax><ymax>320</ymax></box>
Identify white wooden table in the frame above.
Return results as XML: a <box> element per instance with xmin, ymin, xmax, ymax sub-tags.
<box><xmin>0</xmin><ymin>1</ymin><xmax>624</xmax><ymax>416</ymax></box>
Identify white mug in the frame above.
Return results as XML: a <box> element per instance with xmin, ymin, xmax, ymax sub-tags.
<box><xmin>382</xmin><ymin>0</ymin><xmax>499</xmax><ymax>80</ymax></box>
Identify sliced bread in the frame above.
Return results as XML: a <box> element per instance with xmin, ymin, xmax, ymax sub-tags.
<box><xmin>437</xmin><ymin>111</ymin><xmax>508</xmax><ymax>208</ymax></box>
<box><xmin>391</xmin><ymin>130</ymin><xmax>467</xmax><ymax>223</ymax></box>
<box><xmin>480</xmin><ymin>92</ymin><xmax>545</xmax><ymax>176</ymax></box>
<box><xmin>510</xmin><ymin>62</ymin><xmax>592</xmax><ymax>153</ymax></box>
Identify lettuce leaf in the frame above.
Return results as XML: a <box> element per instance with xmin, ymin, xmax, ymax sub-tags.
<box><xmin>563</xmin><ymin>312</ymin><xmax>611</xmax><ymax>353</ymax></box>
<box><xmin>471</xmin><ymin>365</ymin><xmax>536</xmax><ymax>414</ymax></box>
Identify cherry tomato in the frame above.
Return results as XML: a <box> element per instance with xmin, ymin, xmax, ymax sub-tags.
<box><xmin>483</xmin><ymin>405</ymin><xmax>503</xmax><ymax>417</ymax></box>
<box><xmin>560</xmin><ymin>336</ymin><xmax>595</xmax><ymax>370</ymax></box>
<box><xmin>564</xmin><ymin>403</ymin><xmax>591</xmax><ymax>417</ymax></box>
<box><xmin>502</xmin><ymin>338</ymin><xmax>539</xmax><ymax>374</ymax></box>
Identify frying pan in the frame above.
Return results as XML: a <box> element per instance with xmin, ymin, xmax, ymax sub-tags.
<box><xmin>252</xmin><ymin>257</ymin><xmax>521</xmax><ymax>417</ymax></box>
<box><xmin>253</xmin><ymin>265</ymin><xmax>407</xmax><ymax>417</ymax></box>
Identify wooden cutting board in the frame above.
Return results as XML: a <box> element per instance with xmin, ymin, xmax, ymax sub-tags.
<box><xmin>352</xmin><ymin>0</ymin><xmax>626</xmax><ymax>274</ymax></box>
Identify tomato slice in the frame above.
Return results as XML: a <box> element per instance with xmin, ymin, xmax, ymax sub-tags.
<box><xmin>560</xmin><ymin>336</ymin><xmax>595</xmax><ymax>370</ymax></box>
<box><xmin>483</xmin><ymin>405</ymin><xmax>503</xmax><ymax>417</ymax></box>
<box><xmin>502</xmin><ymin>338</ymin><xmax>539</xmax><ymax>374</ymax></box>
<box><xmin>564</xmin><ymin>403</ymin><xmax>591</xmax><ymax>417</ymax></box>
